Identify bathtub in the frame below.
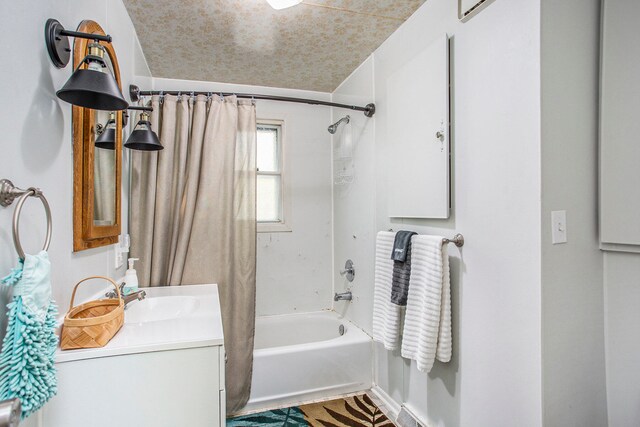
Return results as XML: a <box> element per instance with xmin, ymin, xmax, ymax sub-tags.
<box><xmin>240</xmin><ymin>311</ymin><xmax>373</xmax><ymax>414</ymax></box>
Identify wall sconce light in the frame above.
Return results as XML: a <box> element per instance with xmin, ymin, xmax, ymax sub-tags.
<box><xmin>95</xmin><ymin>112</ymin><xmax>117</xmax><ymax>150</ymax></box>
<box><xmin>94</xmin><ymin>107</ymin><xmax>162</xmax><ymax>151</ymax></box>
<box><xmin>45</xmin><ymin>19</ymin><xmax>128</xmax><ymax>111</ymax></box>
<box><xmin>124</xmin><ymin>107</ymin><xmax>163</xmax><ymax>151</ymax></box>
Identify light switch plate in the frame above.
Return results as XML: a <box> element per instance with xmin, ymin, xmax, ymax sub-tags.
<box><xmin>551</xmin><ymin>211</ymin><xmax>567</xmax><ymax>244</ymax></box>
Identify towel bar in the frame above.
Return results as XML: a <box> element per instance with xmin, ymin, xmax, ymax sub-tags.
<box><xmin>1</xmin><ymin>179</ymin><xmax>52</xmax><ymax>259</ymax></box>
<box><xmin>387</xmin><ymin>229</ymin><xmax>464</xmax><ymax>248</ymax></box>
<box><xmin>442</xmin><ymin>234</ymin><xmax>464</xmax><ymax>247</ymax></box>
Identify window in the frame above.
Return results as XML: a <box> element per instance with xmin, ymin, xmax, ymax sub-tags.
<box><xmin>257</xmin><ymin>120</ymin><xmax>290</xmax><ymax>232</ymax></box>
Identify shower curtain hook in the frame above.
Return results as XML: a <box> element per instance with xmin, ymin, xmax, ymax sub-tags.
<box><xmin>177</xmin><ymin>91</ymin><xmax>182</xmax><ymax>101</ymax></box>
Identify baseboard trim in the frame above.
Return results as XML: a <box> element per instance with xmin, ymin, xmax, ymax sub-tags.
<box><xmin>370</xmin><ymin>385</ymin><xmax>435</xmax><ymax>427</ymax></box>
<box><xmin>370</xmin><ymin>384</ymin><xmax>402</xmax><ymax>420</ymax></box>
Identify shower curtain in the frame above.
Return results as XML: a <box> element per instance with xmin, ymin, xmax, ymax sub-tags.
<box><xmin>93</xmin><ymin>148</ymin><xmax>116</xmax><ymax>225</ymax></box>
<box><xmin>129</xmin><ymin>94</ymin><xmax>257</xmax><ymax>413</ymax></box>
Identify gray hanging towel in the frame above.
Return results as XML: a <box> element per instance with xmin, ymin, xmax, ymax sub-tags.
<box><xmin>391</xmin><ymin>244</ymin><xmax>413</xmax><ymax>305</ymax></box>
<box><xmin>392</xmin><ymin>230</ymin><xmax>416</xmax><ymax>262</ymax></box>
<box><xmin>391</xmin><ymin>230</ymin><xmax>417</xmax><ymax>306</ymax></box>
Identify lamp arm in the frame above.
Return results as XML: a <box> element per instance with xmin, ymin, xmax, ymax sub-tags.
<box><xmin>126</xmin><ymin>106</ymin><xmax>153</xmax><ymax>112</ymax></box>
<box><xmin>59</xmin><ymin>28</ymin><xmax>112</xmax><ymax>43</ymax></box>
<box><xmin>45</xmin><ymin>18</ymin><xmax>112</xmax><ymax>68</ymax></box>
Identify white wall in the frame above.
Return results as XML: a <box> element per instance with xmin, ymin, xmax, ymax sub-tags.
<box><xmin>0</xmin><ymin>0</ymin><xmax>150</xmax><ymax>326</ymax></box>
<box><xmin>540</xmin><ymin>0</ymin><xmax>608</xmax><ymax>425</ymax></box>
<box><xmin>332</xmin><ymin>0</ymin><xmax>543</xmax><ymax>425</ymax></box>
<box><xmin>150</xmin><ymin>78</ymin><xmax>334</xmax><ymax>316</ymax></box>
<box><xmin>332</xmin><ymin>57</ymin><xmax>376</xmax><ymax>331</ymax></box>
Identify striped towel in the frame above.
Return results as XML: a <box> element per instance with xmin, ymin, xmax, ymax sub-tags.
<box><xmin>401</xmin><ymin>235</ymin><xmax>452</xmax><ymax>372</ymax></box>
<box><xmin>391</xmin><ymin>243</ymin><xmax>413</xmax><ymax>306</ymax></box>
<box><xmin>372</xmin><ymin>231</ymin><xmax>403</xmax><ymax>350</ymax></box>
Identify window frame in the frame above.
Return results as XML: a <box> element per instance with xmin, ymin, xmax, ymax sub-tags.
<box><xmin>256</xmin><ymin>119</ymin><xmax>291</xmax><ymax>233</ymax></box>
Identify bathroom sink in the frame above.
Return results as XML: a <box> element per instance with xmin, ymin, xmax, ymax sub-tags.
<box><xmin>124</xmin><ymin>295</ymin><xmax>200</xmax><ymax>324</ymax></box>
<box><xmin>57</xmin><ymin>284</ymin><xmax>223</xmax><ymax>364</ymax></box>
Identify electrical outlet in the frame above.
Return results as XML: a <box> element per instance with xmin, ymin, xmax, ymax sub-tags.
<box><xmin>114</xmin><ymin>234</ymin><xmax>130</xmax><ymax>268</ymax></box>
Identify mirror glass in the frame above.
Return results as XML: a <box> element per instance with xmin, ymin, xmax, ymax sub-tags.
<box><xmin>93</xmin><ymin>109</ymin><xmax>116</xmax><ymax>226</ymax></box>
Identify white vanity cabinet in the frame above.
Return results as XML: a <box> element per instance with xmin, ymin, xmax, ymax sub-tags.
<box><xmin>28</xmin><ymin>284</ymin><xmax>226</xmax><ymax>427</ymax></box>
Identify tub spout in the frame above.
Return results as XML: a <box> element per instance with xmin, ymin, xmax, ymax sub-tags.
<box><xmin>334</xmin><ymin>291</ymin><xmax>352</xmax><ymax>302</ymax></box>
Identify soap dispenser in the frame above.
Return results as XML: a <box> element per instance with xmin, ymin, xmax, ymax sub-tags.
<box><xmin>123</xmin><ymin>258</ymin><xmax>140</xmax><ymax>296</ymax></box>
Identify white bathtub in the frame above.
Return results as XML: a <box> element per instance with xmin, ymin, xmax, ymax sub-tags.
<box><xmin>241</xmin><ymin>311</ymin><xmax>373</xmax><ymax>414</ymax></box>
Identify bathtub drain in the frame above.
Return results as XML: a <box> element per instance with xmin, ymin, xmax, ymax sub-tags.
<box><xmin>339</xmin><ymin>324</ymin><xmax>345</xmax><ymax>336</ymax></box>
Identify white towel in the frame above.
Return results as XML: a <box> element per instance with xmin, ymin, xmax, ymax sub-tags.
<box><xmin>372</xmin><ymin>231</ymin><xmax>403</xmax><ymax>350</ymax></box>
<box><xmin>401</xmin><ymin>235</ymin><xmax>452</xmax><ymax>372</ymax></box>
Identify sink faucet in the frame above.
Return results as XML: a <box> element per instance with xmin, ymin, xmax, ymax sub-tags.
<box><xmin>105</xmin><ymin>283</ymin><xmax>147</xmax><ymax>309</ymax></box>
<box><xmin>334</xmin><ymin>291</ymin><xmax>352</xmax><ymax>301</ymax></box>
<box><xmin>122</xmin><ymin>290</ymin><xmax>147</xmax><ymax>309</ymax></box>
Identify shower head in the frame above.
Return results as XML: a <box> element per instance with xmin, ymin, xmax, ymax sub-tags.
<box><xmin>328</xmin><ymin>115</ymin><xmax>350</xmax><ymax>134</ymax></box>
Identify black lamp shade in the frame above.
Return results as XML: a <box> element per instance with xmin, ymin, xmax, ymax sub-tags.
<box><xmin>56</xmin><ymin>68</ymin><xmax>128</xmax><ymax>111</ymax></box>
<box><xmin>124</xmin><ymin>121</ymin><xmax>163</xmax><ymax>151</ymax></box>
<box><xmin>95</xmin><ymin>125</ymin><xmax>116</xmax><ymax>150</ymax></box>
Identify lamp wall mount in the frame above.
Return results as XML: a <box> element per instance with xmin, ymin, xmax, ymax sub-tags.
<box><xmin>45</xmin><ymin>19</ymin><xmax>112</xmax><ymax>68</ymax></box>
<box><xmin>122</xmin><ymin>106</ymin><xmax>153</xmax><ymax>127</ymax></box>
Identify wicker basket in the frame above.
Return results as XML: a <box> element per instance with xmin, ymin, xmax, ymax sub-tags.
<box><xmin>60</xmin><ymin>276</ymin><xmax>124</xmax><ymax>350</ymax></box>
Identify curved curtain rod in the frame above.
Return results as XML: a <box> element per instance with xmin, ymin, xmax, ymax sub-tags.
<box><xmin>129</xmin><ymin>85</ymin><xmax>376</xmax><ymax>117</ymax></box>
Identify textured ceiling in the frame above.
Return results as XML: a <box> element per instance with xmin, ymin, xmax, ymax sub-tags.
<box><xmin>122</xmin><ymin>0</ymin><xmax>426</xmax><ymax>92</ymax></box>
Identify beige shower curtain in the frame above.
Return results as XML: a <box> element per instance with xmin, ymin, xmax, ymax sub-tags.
<box><xmin>130</xmin><ymin>94</ymin><xmax>257</xmax><ymax>413</ymax></box>
<box><xmin>93</xmin><ymin>148</ymin><xmax>116</xmax><ymax>225</ymax></box>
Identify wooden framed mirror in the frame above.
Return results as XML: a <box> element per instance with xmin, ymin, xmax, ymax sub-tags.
<box><xmin>72</xmin><ymin>20</ymin><xmax>123</xmax><ymax>251</ymax></box>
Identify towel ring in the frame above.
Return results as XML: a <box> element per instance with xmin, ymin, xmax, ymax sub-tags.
<box><xmin>1</xmin><ymin>179</ymin><xmax>52</xmax><ymax>260</ymax></box>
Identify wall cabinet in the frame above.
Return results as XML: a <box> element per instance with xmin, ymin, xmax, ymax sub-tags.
<box><xmin>600</xmin><ymin>0</ymin><xmax>640</xmax><ymax>252</ymax></box>
<box><xmin>387</xmin><ymin>34</ymin><xmax>450</xmax><ymax>219</ymax></box>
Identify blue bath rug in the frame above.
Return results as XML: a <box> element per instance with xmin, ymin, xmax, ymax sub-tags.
<box><xmin>227</xmin><ymin>406</ymin><xmax>307</xmax><ymax>426</ymax></box>
<box><xmin>227</xmin><ymin>394</ymin><xmax>395</xmax><ymax>426</ymax></box>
